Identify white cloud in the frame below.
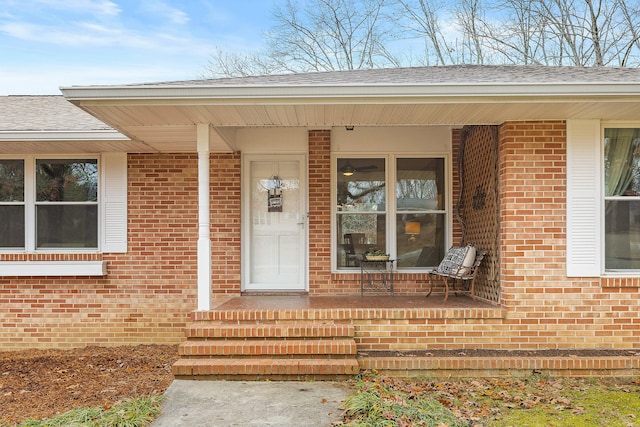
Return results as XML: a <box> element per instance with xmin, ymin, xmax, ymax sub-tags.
<box><xmin>140</xmin><ymin>0</ymin><xmax>190</xmax><ymax>25</ymax></box>
<box><xmin>34</xmin><ymin>0</ymin><xmax>121</xmax><ymax>17</ymax></box>
<box><xmin>0</xmin><ymin>19</ymin><xmax>217</xmax><ymax>54</ymax></box>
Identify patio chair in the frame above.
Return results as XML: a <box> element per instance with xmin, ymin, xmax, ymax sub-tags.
<box><xmin>343</xmin><ymin>233</ymin><xmax>365</xmax><ymax>267</ymax></box>
<box><xmin>426</xmin><ymin>245</ymin><xmax>487</xmax><ymax>302</ymax></box>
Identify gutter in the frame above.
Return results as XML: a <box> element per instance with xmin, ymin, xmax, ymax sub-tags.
<box><xmin>60</xmin><ymin>82</ymin><xmax>640</xmax><ymax>104</ymax></box>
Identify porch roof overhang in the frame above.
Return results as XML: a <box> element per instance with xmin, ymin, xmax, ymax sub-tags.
<box><xmin>0</xmin><ymin>130</ymin><xmax>150</xmax><ymax>154</ymax></box>
<box><xmin>60</xmin><ymin>67</ymin><xmax>640</xmax><ymax>153</ymax></box>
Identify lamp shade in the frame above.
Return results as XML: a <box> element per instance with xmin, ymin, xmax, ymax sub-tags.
<box><xmin>405</xmin><ymin>221</ymin><xmax>420</xmax><ymax>235</ymax></box>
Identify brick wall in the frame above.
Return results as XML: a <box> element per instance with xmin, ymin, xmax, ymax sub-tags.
<box><xmin>499</xmin><ymin>121</ymin><xmax>640</xmax><ymax>349</ymax></box>
<box><xmin>307</xmin><ymin>130</ymin><xmax>334</xmax><ymax>293</ymax></box>
<box><xmin>210</xmin><ymin>152</ymin><xmax>242</xmax><ymax>294</ymax></box>
<box><xmin>0</xmin><ymin>154</ymin><xmax>222</xmax><ymax>350</ymax></box>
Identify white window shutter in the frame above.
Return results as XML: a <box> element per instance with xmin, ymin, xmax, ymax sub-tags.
<box><xmin>102</xmin><ymin>152</ymin><xmax>128</xmax><ymax>253</ymax></box>
<box><xmin>566</xmin><ymin>119</ymin><xmax>601</xmax><ymax>277</ymax></box>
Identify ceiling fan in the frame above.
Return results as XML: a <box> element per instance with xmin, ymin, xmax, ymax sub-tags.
<box><xmin>340</xmin><ymin>160</ymin><xmax>379</xmax><ymax>176</ymax></box>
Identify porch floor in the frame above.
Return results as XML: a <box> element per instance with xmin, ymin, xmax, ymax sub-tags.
<box><xmin>212</xmin><ymin>294</ymin><xmax>494</xmax><ymax>310</ymax></box>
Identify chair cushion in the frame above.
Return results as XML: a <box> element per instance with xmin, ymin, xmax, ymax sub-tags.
<box><xmin>458</xmin><ymin>245</ymin><xmax>477</xmax><ymax>275</ymax></box>
<box><xmin>436</xmin><ymin>246</ymin><xmax>469</xmax><ymax>274</ymax></box>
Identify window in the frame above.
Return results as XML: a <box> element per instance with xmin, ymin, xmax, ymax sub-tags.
<box><xmin>0</xmin><ymin>157</ymin><xmax>99</xmax><ymax>251</ymax></box>
<box><xmin>0</xmin><ymin>159</ymin><xmax>25</xmax><ymax>248</ymax></box>
<box><xmin>335</xmin><ymin>156</ymin><xmax>447</xmax><ymax>270</ymax></box>
<box><xmin>395</xmin><ymin>158</ymin><xmax>446</xmax><ymax>268</ymax></box>
<box><xmin>604</xmin><ymin>128</ymin><xmax>640</xmax><ymax>270</ymax></box>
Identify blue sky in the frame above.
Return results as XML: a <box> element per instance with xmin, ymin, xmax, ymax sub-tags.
<box><xmin>0</xmin><ymin>0</ymin><xmax>275</xmax><ymax>95</ymax></box>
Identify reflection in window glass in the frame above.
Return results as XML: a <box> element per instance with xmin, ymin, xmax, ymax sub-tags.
<box><xmin>0</xmin><ymin>159</ymin><xmax>24</xmax><ymax>202</ymax></box>
<box><xmin>396</xmin><ymin>214</ymin><xmax>445</xmax><ymax>268</ymax></box>
<box><xmin>604</xmin><ymin>128</ymin><xmax>640</xmax><ymax>270</ymax></box>
<box><xmin>396</xmin><ymin>158</ymin><xmax>444</xmax><ymax>210</ymax></box>
<box><xmin>337</xmin><ymin>214</ymin><xmax>386</xmax><ymax>268</ymax></box>
<box><xmin>336</xmin><ymin>158</ymin><xmax>385</xmax><ymax>211</ymax></box>
<box><xmin>0</xmin><ymin>160</ymin><xmax>25</xmax><ymax>248</ymax></box>
<box><xmin>36</xmin><ymin>159</ymin><xmax>98</xmax><ymax>202</ymax></box>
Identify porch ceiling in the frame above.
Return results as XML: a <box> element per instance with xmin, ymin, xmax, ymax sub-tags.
<box><xmin>62</xmin><ymin>75</ymin><xmax>640</xmax><ymax>153</ymax></box>
<box><xmin>67</xmin><ymin>98</ymin><xmax>640</xmax><ymax>153</ymax></box>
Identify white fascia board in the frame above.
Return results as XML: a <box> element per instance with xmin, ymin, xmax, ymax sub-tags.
<box><xmin>0</xmin><ymin>260</ymin><xmax>108</xmax><ymax>277</ymax></box>
<box><xmin>61</xmin><ymin>82</ymin><xmax>640</xmax><ymax>103</ymax></box>
<box><xmin>0</xmin><ymin>130</ymin><xmax>129</xmax><ymax>142</ymax></box>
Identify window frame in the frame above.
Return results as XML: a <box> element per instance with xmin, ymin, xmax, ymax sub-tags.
<box><xmin>332</xmin><ymin>152</ymin><xmax>451</xmax><ymax>273</ymax></box>
<box><xmin>0</xmin><ymin>154</ymin><xmax>101</xmax><ymax>253</ymax></box>
<box><xmin>601</xmin><ymin>123</ymin><xmax>640</xmax><ymax>274</ymax></box>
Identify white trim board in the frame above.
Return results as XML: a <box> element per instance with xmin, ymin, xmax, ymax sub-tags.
<box><xmin>0</xmin><ymin>261</ymin><xmax>107</xmax><ymax>277</ymax></box>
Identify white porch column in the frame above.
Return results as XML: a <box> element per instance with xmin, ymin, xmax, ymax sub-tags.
<box><xmin>196</xmin><ymin>123</ymin><xmax>212</xmax><ymax>310</ymax></box>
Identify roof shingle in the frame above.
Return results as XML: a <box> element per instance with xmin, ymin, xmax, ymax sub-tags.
<box><xmin>132</xmin><ymin>65</ymin><xmax>640</xmax><ymax>87</ymax></box>
<box><xmin>0</xmin><ymin>95</ymin><xmax>113</xmax><ymax>132</ymax></box>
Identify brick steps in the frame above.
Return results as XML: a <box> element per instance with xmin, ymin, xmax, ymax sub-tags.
<box><xmin>173</xmin><ymin>358</ymin><xmax>360</xmax><ymax>380</ymax></box>
<box><xmin>184</xmin><ymin>322</ymin><xmax>354</xmax><ymax>339</ymax></box>
<box><xmin>173</xmin><ymin>319</ymin><xmax>359</xmax><ymax>380</ymax></box>
<box><xmin>179</xmin><ymin>339</ymin><xmax>357</xmax><ymax>357</ymax></box>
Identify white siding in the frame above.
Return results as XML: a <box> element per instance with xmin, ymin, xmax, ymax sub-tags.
<box><xmin>566</xmin><ymin>119</ymin><xmax>601</xmax><ymax>277</ymax></box>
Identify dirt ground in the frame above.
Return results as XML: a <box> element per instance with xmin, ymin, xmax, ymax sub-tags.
<box><xmin>1</xmin><ymin>345</ymin><xmax>638</xmax><ymax>425</ymax></box>
<box><xmin>0</xmin><ymin>344</ymin><xmax>179</xmax><ymax>425</ymax></box>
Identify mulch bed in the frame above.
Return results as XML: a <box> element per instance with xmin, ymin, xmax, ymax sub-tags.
<box><xmin>0</xmin><ymin>344</ymin><xmax>178</xmax><ymax>425</ymax></box>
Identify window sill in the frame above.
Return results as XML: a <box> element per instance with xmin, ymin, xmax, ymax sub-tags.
<box><xmin>0</xmin><ymin>261</ymin><xmax>107</xmax><ymax>277</ymax></box>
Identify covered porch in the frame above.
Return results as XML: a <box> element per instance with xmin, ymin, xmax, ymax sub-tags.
<box><xmin>57</xmin><ymin>67</ymin><xmax>640</xmax><ymax>377</ymax></box>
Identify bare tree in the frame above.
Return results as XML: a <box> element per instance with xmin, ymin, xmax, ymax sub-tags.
<box><xmin>271</xmin><ymin>0</ymin><xmax>400</xmax><ymax>71</ymax></box>
<box><xmin>203</xmin><ymin>0</ymin><xmax>640</xmax><ymax>78</ymax></box>
<box><xmin>203</xmin><ymin>0</ymin><xmax>398</xmax><ymax>77</ymax></box>
<box><xmin>396</xmin><ymin>0</ymin><xmax>454</xmax><ymax>65</ymax></box>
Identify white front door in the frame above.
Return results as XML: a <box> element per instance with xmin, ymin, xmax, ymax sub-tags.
<box><xmin>243</xmin><ymin>154</ymin><xmax>307</xmax><ymax>291</ymax></box>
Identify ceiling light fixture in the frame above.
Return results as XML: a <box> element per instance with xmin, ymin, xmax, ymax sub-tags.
<box><xmin>341</xmin><ymin>161</ymin><xmax>355</xmax><ymax>176</ymax></box>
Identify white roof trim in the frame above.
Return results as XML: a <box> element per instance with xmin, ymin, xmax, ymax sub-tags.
<box><xmin>61</xmin><ymin>82</ymin><xmax>640</xmax><ymax>103</ymax></box>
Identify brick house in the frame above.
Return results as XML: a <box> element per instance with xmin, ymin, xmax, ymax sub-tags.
<box><xmin>2</xmin><ymin>65</ymin><xmax>640</xmax><ymax>377</ymax></box>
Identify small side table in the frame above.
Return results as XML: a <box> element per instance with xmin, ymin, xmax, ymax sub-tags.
<box><xmin>359</xmin><ymin>257</ymin><xmax>394</xmax><ymax>296</ymax></box>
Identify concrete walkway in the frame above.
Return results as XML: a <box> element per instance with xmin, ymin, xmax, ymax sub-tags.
<box><xmin>152</xmin><ymin>380</ymin><xmax>353</xmax><ymax>427</ymax></box>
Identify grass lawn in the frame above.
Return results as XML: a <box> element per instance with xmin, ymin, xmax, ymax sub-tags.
<box><xmin>339</xmin><ymin>372</ymin><xmax>640</xmax><ymax>426</ymax></box>
<box><xmin>0</xmin><ymin>396</ymin><xmax>163</xmax><ymax>427</ymax></box>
